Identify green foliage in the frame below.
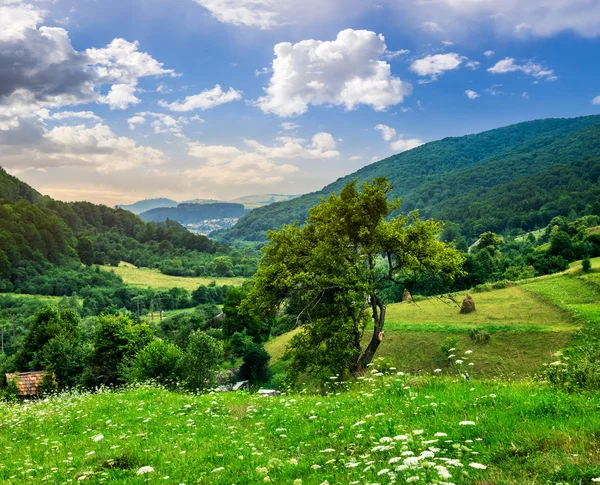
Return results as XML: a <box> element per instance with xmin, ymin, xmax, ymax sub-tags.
<box><xmin>222</xmin><ymin>116</ymin><xmax>600</xmax><ymax>243</ymax></box>
<box><xmin>582</xmin><ymin>257</ymin><xmax>592</xmax><ymax>273</ymax></box>
<box><xmin>128</xmin><ymin>339</ymin><xmax>183</xmax><ymax>387</ymax></box>
<box><xmin>239</xmin><ymin>343</ymin><xmax>271</xmax><ymax>384</ymax></box>
<box><xmin>84</xmin><ymin>314</ymin><xmax>154</xmax><ymax>387</ymax></box>
<box><xmin>223</xmin><ymin>286</ymin><xmax>269</xmax><ymax>342</ymax></box>
<box><xmin>77</xmin><ymin>237</ymin><xmax>95</xmax><ymax>266</ymax></box>
<box><xmin>469</xmin><ymin>329</ymin><xmax>491</xmax><ymax>344</ymax></box>
<box><xmin>179</xmin><ymin>331</ymin><xmax>223</xmax><ymax>391</ymax></box>
<box><xmin>248</xmin><ymin>178</ymin><xmax>464</xmax><ymax>382</ymax></box>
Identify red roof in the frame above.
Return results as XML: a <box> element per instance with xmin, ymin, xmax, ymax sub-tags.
<box><xmin>5</xmin><ymin>371</ymin><xmax>51</xmax><ymax>396</ymax></box>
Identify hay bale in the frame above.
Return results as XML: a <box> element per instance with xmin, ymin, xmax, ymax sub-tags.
<box><xmin>402</xmin><ymin>288</ymin><xmax>412</xmax><ymax>302</ymax></box>
<box><xmin>460</xmin><ymin>293</ymin><xmax>476</xmax><ymax>314</ymax></box>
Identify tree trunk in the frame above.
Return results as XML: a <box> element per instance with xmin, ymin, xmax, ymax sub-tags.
<box><xmin>356</xmin><ymin>295</ymin><xmax>386</xmax><ymax>373</ymax></box>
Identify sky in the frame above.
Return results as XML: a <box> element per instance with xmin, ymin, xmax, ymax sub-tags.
<box><xmin>1</xmin><ymin>0</ymin><xmax>600</xmax><ymax>206</ymax></box>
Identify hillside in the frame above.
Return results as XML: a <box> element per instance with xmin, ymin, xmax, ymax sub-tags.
<box><xmin>221</xmin><ymin>115</ymin><xmax>600</xmax><ymax>242</ymax></box>
<box><xmin>0</xmin><ymin>168</ymin><xmax>221</xmax><ymax>295</ymax></box>
<box><xmin>266</xmin><ymin>258</ymin><xmax>600</xmax><ymax>377</ymax></box>
<box><xmin>140</xmin><ymin>202</ymin><xmax>247</xmax><ymax>224</ymax></box>
<box><xmin>231</xmin><ymin>194</ymin><xmax>300</xmax><ymax>209</ymax></box>
<box><xmin>116</xmin><ymin>198</ymin><xmax>178</xmax><ymax>214</ymax></box>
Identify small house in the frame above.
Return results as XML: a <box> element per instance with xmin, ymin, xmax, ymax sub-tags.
<box><xmin>5</xmin><ymin>371</ymin><xmax>51</xmax><ymax>397</ymax></box>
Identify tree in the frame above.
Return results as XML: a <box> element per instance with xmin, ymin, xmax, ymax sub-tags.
<box><xmin>223</xmin><ymin>286</ymin><xmax>270</xmax><ymax>342</ymax></box>
<box><xmin>77</xmin><ymin>237</ymin><xmax>95</xmax><ymax>266</ymax></box>
<box><xmin>128</xmin><ymin>339</ymin><xmax>183</xmax><ymax>386</ymax></box>
<box><xmin>239</xmin><ymin>343</ymin><xmax>270</xmax><ymax>384</ymax></box>
<box><xmin>246</xmin><ymin>178</ymin><xmax>464</xmax><ymax>381</ymax></box>
<box><xmin>179</xmin><ymin>331</ymin><xmax>223</xmax><ymax>391</ymax></box>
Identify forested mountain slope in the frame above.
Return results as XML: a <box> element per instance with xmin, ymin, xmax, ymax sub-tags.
<box><xmin>140</xmin><ymin>202</ymin><xmax>247</xmax><ymax>224</ymax></box>
<box><xmin>0</xmin><ymin>168</ymin><xmax>220</xmax><ymax>294</ymax></box>
<box><xmin>117</xmin><ymin>198</ymin><xmax>178</xmax><ymax>214</ymax></box>
<box><xmin>221</xmin><ymin>115</ymin><xmax>600</xmax><ymax>242</ymax></box>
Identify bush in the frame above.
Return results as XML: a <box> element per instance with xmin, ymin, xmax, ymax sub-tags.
<box><xmin>129</xmin><ymin>339</ymin><xmax>183</xmax><ymax>386</ymax></box>
<box><xmin>582</xmin><ymin>257</ymin><xmax>592</xmax><ymax>273</ymax></box>
<box><xmin>472</xmin><ymin>283</ymin><xmax>492</xmax><ymax>293</ymax></box>
<box><xmin>543</xmin><ymin>346</ymin><xmax>600</xmax><ymax>391</ymax></box>
<box><xmin>239</xmin><ymin>343</ymin><xmax>271</xmax><ymax>384</ymax></box>
<box><xmin>180</xmin><ymin>331</ymin><xmax>223</xmax><ymax>391</ymax></box>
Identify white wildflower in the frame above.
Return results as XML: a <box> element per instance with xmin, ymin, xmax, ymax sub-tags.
<box><xmin>136</xmin><ymin>466</ymin><xmax>155</xmax><ymax>475</ymax></box>
<box><xmin>469</xmin><ymin>462</ymin><xmax>487</xmax><ymax>469</ymax></box>
<box><xmin>459</xmin><ymin>421</ymin><xmax>476</xmax><ymax>426</ymax></box>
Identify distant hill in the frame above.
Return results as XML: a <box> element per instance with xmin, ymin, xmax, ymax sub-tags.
<box><xmin>220</xmin><ymin>115</ymin><xmax>600</xmax><ymax>243</ymax></box>
<box><xmin>140</xmin><ymin>203</ymin><xmax>248</xmax><ymax>224</ymax></box>
<box><xmin>117</xmin><ymin>198</ymin><xmax>178</xmax><ymax>214</ymax></box>
<box><xmin>230</xmin><ymin>194</ymin><xmax>300</xmax><ymax>209</ymax></box>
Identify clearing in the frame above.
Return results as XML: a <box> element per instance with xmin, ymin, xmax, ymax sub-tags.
<box><xmin>99</xmin><ymin>262</ymin><xmax>246</xmax><ymax>290</ymax></box>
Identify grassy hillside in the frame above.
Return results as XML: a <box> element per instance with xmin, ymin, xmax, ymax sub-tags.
<box><xmin>222</xmin><ymin>115</ymin><xmax>600</xmax><ymax>242</ymax></box>
<box><xmin>267</xmin><ymin>259</ymin><xmax>600</xmax><ymax>378</ymax></box>
<box><xmin>99</xmin><ymin>262</ymin><xmax>246</xmax><ymax>290</ymax></box>
<box><xmin>2</xmin><ymin>377</ymin><xmax>600</xmax><ymax>484</ymax></box>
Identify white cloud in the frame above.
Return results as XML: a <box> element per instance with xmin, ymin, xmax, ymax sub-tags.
<box><xmin>390</xmin><ymin>138</ymin><xmax>424</xmax><ymax>152</ymax></box>
<box><xmin>102</xmin><ymin>84</ymin><xmax>140</xmax><ymax>110</ymax></box>
<box><xmin>349</xmin><ymin>155</ymin><xmax>362</xmax><ymax>161</ymax></box>
<box><xmin>465</xmin><ymin>90</ymin><xmax>480</xmax><ymax>99</ymax></box>
<box><xmin>375</xmin><ymin>123</ymin><xmax>423</xmax><ymax>153</ymax></box>
<box><xmin>374</xmin><ymin>124</ymin><xmax>396</xmax><ymax>141</ymax></box>
<box><xmin>193</xmin><ymin>0</ymin><xmax>282</xmax><ymax>29</ymax></box>
<box><xmin>245</xmin><ymin>132</ymin><xmax>340</xmax><ymax>159</ymax></box>
<box><xmin>0</xmin><ymin>3</ymin><xmax>175</xmax><ymax>130</ymax></box>
<box><xmin>45</xmin><ymin>111</ymin><xmax>103</xmax><ymax>122</ymax></box>
<box><xmin>255</xmin><ymin>29</ymin><xmax>412</xmax><ymax>117</ymax></box>
<box><xmin>484</xmin><ymin>50</ymin><xmax>495</xmax><ymax>57</ymax></box>
<box><xmin>593</xmin><ymin>96</ymin><xmax>600</xmax><ymax>105</ymax></box>
<box><xmin>394</xmin><ymin>0</ymin><xmax>600</xmax><ymax>38</ymax></box>
<box><xmin>1</xmin><ymin>123</ymin><xmax>165</xmax><ymax>173</ymax></box>
<box><xmin>488</xmin><ymin>57</ymin><xmax>557</xmax><ymax>81</ymax></box>
<box><xmin>186</xmin><ymin>143</ymin><xmax>299</xmax><ymax>185</ymax></box>
<box><xmin>410</xmin><ymin>53</ymin><xmax>465</xmax><ymax>80</ymax></box>
<box><xmin>128</xmin><ymin>115</ymin><xmax>146</xmax><ymax>130</ymax></box>
<box><xmin>281</xmin><ymin>121</ymin><xmax>300</xmax><ymax>131</ymax></box>
<box><xmin>159</xmin><ymin>85</ymin><xmax>242</xmax><ymax>112</ymax></box>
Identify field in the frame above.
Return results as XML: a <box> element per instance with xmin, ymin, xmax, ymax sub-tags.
<box><xmin>267</xmin><ymin>259</ymin><xmax>600</xmax><ymax>378</ymax></box>
<box><xmin>2</xmin><ymin>376</ymin><xmax>600</xmax><ymax>484</ymax></box>
<box><xmin>99</xmin><ymin>262</ymin><xmax>246</xmax><ymax>290</ymax></box>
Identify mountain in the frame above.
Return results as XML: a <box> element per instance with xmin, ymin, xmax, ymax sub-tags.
<box><xmin>221</xmin><ymin>115</ymin><xmax>600</xmax><ymax>243</ymax></box>
<box><xmin>230</xmin><ymin>194</ymin><xmax>300</xmax><ymax>209</ymax></box>
<box><xmin>0</xmin><ymin>169</ymin><xmax>218</xmax><ymax>294</ymax></box>
<box><xmin>117</xmin><ymin>198</ymin><xmax>178</xmax><ymax>214</ymax></box>
<box><xmin>140</xmin><ymin>203</ymin><xmax>248</xmax><ymax>224</ymax></box>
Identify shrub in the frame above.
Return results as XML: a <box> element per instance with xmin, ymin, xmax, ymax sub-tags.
<box><xmin>582</xmin><ymin>257</ymin><xmax>592</xmax><ymax>273</ymax></box>
<box><xmin>129</xmin><ymin>339</ymin><xmax>183</xmax><ymax>386</ymax></box>
<box><xmin>472</xmin><ymin>283</ymin><xmax>492</xmax><ymax>293</ymax></box>
<box><xmin>239</xmin><ymin>343</ymin><xmax>271</xmax><ymax>384</ymax></box>
<box><xmin>543</xmin><ymin>346</ymin><xmax>600</xmax><ymax>391</ymax></box>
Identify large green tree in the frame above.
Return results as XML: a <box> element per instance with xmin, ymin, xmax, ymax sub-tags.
<box><xmin>247</xmin><ymin>178</ymin><xmax>464</xmax><ymax>381</ymax></box>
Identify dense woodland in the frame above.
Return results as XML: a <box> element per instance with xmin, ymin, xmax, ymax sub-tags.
<box><xmin>0</xmin><ymin>168</ymin><xmax>259</xmax><ymax>295</ymax></box>
<box><xmin>221</xmin><ymin>115</ymin><xmax>600</xmax><ymax>242</ymax></box>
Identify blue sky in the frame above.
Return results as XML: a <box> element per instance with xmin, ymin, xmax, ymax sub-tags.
<box><xmin>2</xmin><ymin>0</ymin><xmax>599</xmax><ymax>205</ymax></box>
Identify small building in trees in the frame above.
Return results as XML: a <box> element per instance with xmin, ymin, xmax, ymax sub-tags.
<box><xmin>4</xmin><ymin>371</ymin><xmax>51</xmax><ymax>397</ymax></box>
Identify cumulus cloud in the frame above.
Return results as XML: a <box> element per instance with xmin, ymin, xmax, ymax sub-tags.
<box><xmin>193</xmin><ymin>0</ymin><xmax>282</xmax><ymax>29</ymax></box>
<box><xmin>375</xmin><ymin>123</ymin><xmax>423</xmax><ymax>153</ymax></box>
<box><xmin>349</xmin><ymin>155</ymin><xmax>362</xmax><ymax>161</ymax></box>
<box><xmin>484</xmin><ymin>50</ymin><xmax>495</xmax><ymax>57</ymax></box>
<box><xmin>127</xmin><ymin>115</ymin><xmax>146</xmax><ymax>130</ymax></box>
<box><xmin>186</xmin><ymin>143</ymin><xmax>299</xmax><ymax>185</ymax></box>
<box><xmin>40</xmin><ymin>110</ymin><xmax>102</xmax><ymax>122</ymax></box>
<box><xmin>593</xmin><ymin>96</ymin><xmax>600</xmax><ymax>105</ymax></box>
<box><xmin>465</xmin><ymin>90</ymin><xmax>480</xmax><ymax>99</ymax></box>
<box><xmin>255</xmin><ymin>29</ymin><xmax>412</xmax><ymax>117</ymax></box>
<box><xmin>0</xmin><ymin>2</ymin><xmax>174</xmax><ymax>131</ymax></box>
<box><xmin>488</xmin><ymin>57</ymin><xmax>557</xmax><ymax>81</ymax></box>
<box><xmin>375</xmin><ymin>124</ymin><xmax>396</xmax><ymax>141</ymax></box>
<box><xmin>245</xmin><ymin>132</ymin><xmax>340</xmax><ymax>159</ymax></box>
<box><xmin>1</xmin><ymin>123</ymin><xmax>165</xmax><ymax>173</ymax></box>
<box><xmin>159</xmin><ymin>85</ymin><xmax>242</xmax><ymax>112</ymax></box>
<box><xmin>410</xmin><ymin>53</ymin><xmax>465</xmax><ymax>81</ymax></box>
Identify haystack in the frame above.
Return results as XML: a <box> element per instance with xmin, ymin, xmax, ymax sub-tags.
<box><xmin>402</xmin><ymin>288</ymin><xmax>412</xmax><ymax>302</ymax></box>
<box><xmin>460</xmin><ymin>293</ymin><xmax>476</xmax><ymax>314</ymax></box>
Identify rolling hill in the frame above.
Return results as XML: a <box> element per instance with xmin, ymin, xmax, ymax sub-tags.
<box><xmin>117</xmin><ymin>198</ymin><xmax>178</xmax><ymax>214</ymax></box>
<box><xmin>140</xmin><ymin>202</ymin><xmax>247</xmax><ymax>224</ymax></box>
<box><xmin>221</xmin><ymin>115</ymin><xmax>600</xmax><ymax>243</ymax></box>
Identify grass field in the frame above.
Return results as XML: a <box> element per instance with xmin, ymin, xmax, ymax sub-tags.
<box><xmin>2</xmin><ymin>376</ymin><xmax>600</xmax><ymax>485</ymax></box>
<box><xmin>267</xmin><ymin>261</ymin><xmax>600</xmax><ymax>379</ymax></box>
<box><xmin>99</xmin><ymin>262</ymin><xmax>246</xmax><ymax>290</ymax></box>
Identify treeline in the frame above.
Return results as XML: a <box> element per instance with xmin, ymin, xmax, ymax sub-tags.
<box><xmin>0</xmin><ymin>167</ymin><xmax>258</xmax><ymax>294</ymax></box>
<box><xmin>220</xmin><ymin>116</ymin><xmax>600</xmax><ymax>243</ymax></box>
<box><xmin>0</xmin><ymin>283</ymin><xmax>282</xmax><ymax>396</ymax></box>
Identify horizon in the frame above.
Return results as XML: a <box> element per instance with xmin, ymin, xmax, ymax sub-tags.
<box><xmin>2</xmin><ymin>0</ymin><xmax>600</xmax><ymax>206</ymax></box>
